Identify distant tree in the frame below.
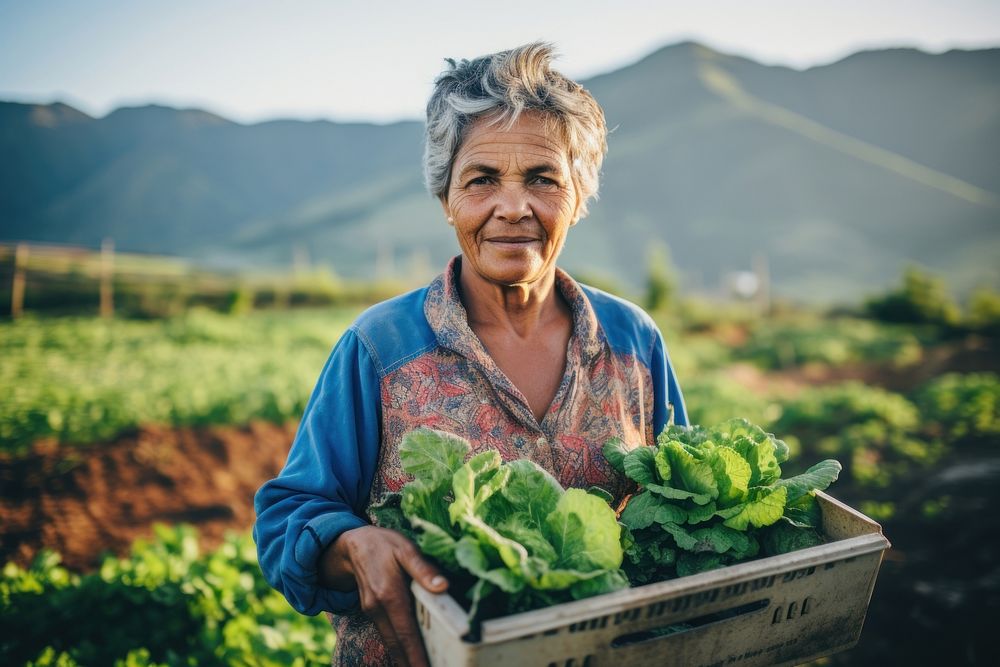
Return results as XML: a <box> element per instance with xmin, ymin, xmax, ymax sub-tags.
<box><xmin>864</xmin><ymin>266</ymin><xmax>960</xmax><ymax>327</ymax></box>
<box><xmin>645</xmin><ymin>241</ymin><xmax>678</xmax><ymax>313</ymax></box>
<box><xmin>967</xmin><ymin>286</ymin><xmax>1000</xmax><ymax>335</ymax></box>
<box><xmin>224</xmin><ymin>286</ymin><xmax>254</xmax><ymax>315</ymax></box>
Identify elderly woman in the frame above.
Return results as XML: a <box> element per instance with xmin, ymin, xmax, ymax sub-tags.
<box><xmin>254</xmin><ymin>42</ymin><xmax>687</xmax><ymax>666</ymax></box>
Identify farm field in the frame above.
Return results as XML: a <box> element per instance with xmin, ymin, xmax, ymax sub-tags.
<box><xmin>1</xmin><ymin>301</ymin><xmax>998</xmax><ymax>666</ymax></box>
<box><xmin>1</xmin><ymin>307</ymin><xmax>358</xmax><ymax>452</ymax></box>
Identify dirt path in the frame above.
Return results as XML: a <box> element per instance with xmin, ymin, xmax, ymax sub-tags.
<box><xmin>0</xmin><ymin>421</ymin><xmax>295</xmax><ymax>570</ymax></box>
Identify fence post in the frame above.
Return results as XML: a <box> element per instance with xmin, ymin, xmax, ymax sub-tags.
<box><xmin>11</xmin><ymin>242</ymin><xmax>28</xmax><ymax>319</ymax></box>
<box><xmin>100</xmin><ymin>238</ymin><xmax>114</xmax><ymax>318</ymax></box>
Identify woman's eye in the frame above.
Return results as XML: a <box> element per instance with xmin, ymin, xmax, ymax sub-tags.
<box><xmin>468</xmin><ymin>176</ymin><xmax>492</xmax><ymax>186</ymax></box>
<box><xmin>530</xmin><ymin>175</ymin><xmax>557</xmax><ymax>186</ymax></box>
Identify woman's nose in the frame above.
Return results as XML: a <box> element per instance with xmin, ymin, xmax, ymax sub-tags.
<box><xmin>493</xmin><ymin>184</ymin><xmax>531</xmax><ymax>223</ymax></box>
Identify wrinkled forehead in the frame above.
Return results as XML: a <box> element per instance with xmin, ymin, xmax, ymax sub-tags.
<box><xmin>453</xmin><ymin>110</ymin><xmax>572</xmax><ymax>168</ymax></box>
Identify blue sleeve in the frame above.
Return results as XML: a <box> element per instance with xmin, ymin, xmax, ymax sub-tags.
<box><xmin>651</xmin><ymin>328</ymin><xmax>688</xmax><ymax>432</ymax></box>
<box><xmin>253</xmin><ymin>327</ymin><xmax>382</xmax><ymax>616</ymax></box>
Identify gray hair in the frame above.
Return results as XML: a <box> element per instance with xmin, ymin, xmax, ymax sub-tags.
<box><xmin>424</xmin><ymin>42</ymin><xmax>607</xmax><ymax>218</ymax></box>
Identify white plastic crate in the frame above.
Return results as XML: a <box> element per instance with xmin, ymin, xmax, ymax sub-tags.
<box><xmin>413</xmin><ymin>492</ymin><xmax>890</xmax><ymax>667</ymax></box>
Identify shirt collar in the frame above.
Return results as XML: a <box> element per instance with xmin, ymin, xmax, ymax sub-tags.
<box><xmin>424</xmin><ymin>256</ymin><xmax>605</xmax><ymax>367</ymax></box>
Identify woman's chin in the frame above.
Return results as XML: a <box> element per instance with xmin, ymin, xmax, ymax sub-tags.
<box><xmin>471</xmin><ymin>256</ymin><xmax>548</xmax><ymax>287</ymax></box>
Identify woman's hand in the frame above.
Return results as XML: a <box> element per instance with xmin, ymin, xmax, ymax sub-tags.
<box><xmin>320</xmin><ymin>525</ymin><xmax>448</xmax><ymax>667</ymax></box>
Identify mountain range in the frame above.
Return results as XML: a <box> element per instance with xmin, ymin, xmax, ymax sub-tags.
<box><xmin>2</xmin><ymin>41</ymin><xmax>998</xmax><ymax>302</ymax></box>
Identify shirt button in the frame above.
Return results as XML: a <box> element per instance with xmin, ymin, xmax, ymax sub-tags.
<box><xmin>536</xmin><ymin>437</ymin><xmax>547</xmax><ymax>448</ymax></box>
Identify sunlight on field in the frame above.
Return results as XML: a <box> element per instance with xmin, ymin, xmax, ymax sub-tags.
<box><xmin>0</xmin><ymin>307</ymin><xmax>360</xmax><ymax>452</ymax></box>
<box><xmin>1</xmin><ymin>294</ymin><xmax>998</xmax><ymax>666</ymax></box>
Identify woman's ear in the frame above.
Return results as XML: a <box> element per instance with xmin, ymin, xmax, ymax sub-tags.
<box><xmin>568</xmin><ymin>164</ymin><xmax>584</xmax><ymax>226</ymax></box>
<box><xmin>439</xmin><ymin>197</ymin><xmax>454</xmax><ymax>226</ymax></box>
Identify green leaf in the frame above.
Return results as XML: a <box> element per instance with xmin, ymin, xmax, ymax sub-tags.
<box><xmin>460</xmin><ymin>514</ymin><xmax>530</xmax><ymax>574</ymax></box>
<box><xmin>495</xmin><ymin>515</ymin><xmax>557</xmax><ymax>563</ymax></box>
<box><xmin>690</xmin><ymin>524</ymin><xmax>738</xmax><ymax>554</ymax></box>
<box><xmin>402</xmin><ymin>482</ymin><xmax>452</xmax><ymax>533</ymax></box>
<box><xmin>760</xmin><ymin>521</ymin><xmax>825</xmax><ymax>556</ymax></box>
<box><xmin>619</xmin><ymin>491</ymin><xmax>661</xmax><ymax>530</ymax></box>
<box><xmin>475</xmin><ymin>464</ymin><xmax>512</xmax><ymax>507</ymax></box>
<box><xmin>586</xmin><ymin>486</ymin><xmax>614</xmax><ymax>504</ymax></box>
<box><xmin>623</xmin><ymin>529</ymin><xmax>676</xmax><ymax>584</ymax></box>
<box><xmin>773</xmin><ymin>438</ymin><xmax>790</xmax><ymax>464</ymax></box>
<box><xmin>623</xmin><ymin>446</ymin><xmax>657</xmax><ymax>485</ymax></box>
<box><xmin>654</xmin><ymin>502</ymin><xmax>689</xmax><ymax>526</ymax></box>
<box><xmin>676</xmin><ymin>552</ymin><xmax>728</xmax><ymax>577</ymax></box>
<box><xmin>722</xmin><ymin>486</ymin><xmax>789</xmax><ymax>530</ymax></box>
<box><xmin>663</xmin><ymin>440</ymin><xmax>719</xmax><ymax>499</ymax></box>
<box><xmin>602</xmin><ymin>438</ymin><xmax>631</xmax><ymax>474</ymax></box>
<box><xmin>687</xmin><ymin>525</ymin><xmax>758</xmax><ymax>558</ymax></box>
<box><xmin>394</xmin><ymin>428</ymin><xmax>644</xmax><ymax>616</ymax></box>
<box><xmin>448</xmin><ymin>452</ymin><xmax>533</xmax><ymax>574</ymax></box>
<box><xmin>454</xmin><ymin>537</ymin><xmax>525</xmax><ymax>593</ymax></box>
<box><xmin>570</xmin><ymin>570</ymin><xmax>630</xmax><ymax>599</ymax></box>
<box><xmin>411</xmin><ymin>517</ymin><xmax>459</xmax><ymax>568</ymax></box>
<box><xmin>658</xmin><ymin>423</ymin><xmax>711</xmax><ymax>448</ymax></box>
<box><xmin>776</xmin><ymin>460</ymin><xmax>842</xmax><ymax>502</ymax></box>
<box><xmin>500</xmin><ymin>459</ymin><xmax>561</xmax><ymax>528</ymax></box>
<box><xmin>399</xmin><ymin>428</ymin><xmax>469</xmax><ymax>487</ymax></box>
<box><xmin>620</xmin><ymin>491</ymin><xmax>688</xmax><ymax>530</ymax></box>
<box><xmin>544</xmin><ymin>488</ymin><xmax>623</xmax><ymax>571</ymax></box>
<box><xmin>783</xmin><ymin>492</ymin><xmax>823</xmax><ymax>529</ymax></box>
<box><xmin>370</xmin><ymin>492</ymin><xmax>410</xmax><ymax>535</ymax></box>
<box><xmin>533</xmin><ymin>566</ymin><xmax>605</xmax><ymax>590</ymax></box>
<box><xmin>683</xmin><ymin>501</ymin><xmax>717</xmax><ymax>525</ymax></box>
<box><xmin>654</xmin><ymin>446</ymin><xmax>672</xmax><ymax>482</ymax></box>
<box><xmin>709</xmin><ymin>447</ymin><xmax>751</xmax><ymax>507</ymax></box>
<box><xmin>730</xmin><ymin>434</ymin><xmax>781</xmax><ymax>487</ymax></box>
<box><xmin>660</xmin><ymin>522</ymin><xmax>698</xmax><ymax>551</ymax></box>
<box><xmin>449</xmin><ymin>450</ymin><xmax>503</xmax><ymax>524</ymax></box>
<box><xmin>728</xmin><ymin>531</ymin><xmax>759</xmax><ymax>560</ymax></box>
<box><xmin>645</xmin><ymin>482</ymin><xmax>713</xmax><ymax>506</ymax></box>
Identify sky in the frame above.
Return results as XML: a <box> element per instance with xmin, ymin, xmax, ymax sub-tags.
<box><xmin>1</xmin><ymin>0</ymin><xmax>999</xmax><ymax>124</ymax></box>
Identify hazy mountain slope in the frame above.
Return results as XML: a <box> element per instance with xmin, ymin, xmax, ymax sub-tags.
<box><xmin>1</xmin><ymin>102</ymin><xmax>425</xmax><ymax>253</ymax></box>
<box><xmin>568</xmin><ymin>42</ymin><xmax>999</xmax><ymax>299</ymax></box>
<box><xmin>1</xmin><ymin>41</ymin><xmax>997</xmax><ymax>302</ymax></box>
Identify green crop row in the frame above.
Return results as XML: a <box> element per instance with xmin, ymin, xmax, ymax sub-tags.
<box><xmin>732</xmin><ymin>316</ymin><xmax>924</xmax><ymax>370</ymax></box>
<box><xmin>1</xmin><ymin>308</ymin><xmax>358</xmax><ymax>453</ymax></box>
<box><xmin>1</xmin><ymin>525</ymin><xmax>334</xmax><ymax>666</ymax></box>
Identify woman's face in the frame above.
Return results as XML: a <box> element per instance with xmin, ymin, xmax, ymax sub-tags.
<box><xmin>443</xmin><ymin>111</ymin><xmax>581</xmax><ymax>288</ymax></box>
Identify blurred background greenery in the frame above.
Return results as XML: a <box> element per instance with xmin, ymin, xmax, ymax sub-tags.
<box><xmin>2</xmin><ymin>256</ymin><xmax>997</xmax><ymax>665</ymax></box>
<box><xmin>2</xmin><ymin>2</ymin><xmax>999</xmax><ymax>664</ymax></box>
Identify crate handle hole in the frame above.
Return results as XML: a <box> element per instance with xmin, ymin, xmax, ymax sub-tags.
<box><xmin>610</xmin><ymin>599</ymin><xmax>770</xmax><ymax>648</ymax></box>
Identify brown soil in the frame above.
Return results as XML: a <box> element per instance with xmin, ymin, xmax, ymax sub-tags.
<box><xmin>0</xmin><ymin>420</ymin><xmax>295</xmax><ymax>571</ymax></box>
<box><xmin>724</xmin><ymin>336</ymin><xmax>999</xmax><ymax>398</ymax></box>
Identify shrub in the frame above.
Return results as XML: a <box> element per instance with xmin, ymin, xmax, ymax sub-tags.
<box><xmin>864</xmin><ymin>266</ymin><xmax>960</xmax><ymax>327</ymax></box>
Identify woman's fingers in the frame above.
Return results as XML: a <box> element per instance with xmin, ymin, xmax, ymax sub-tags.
<box><xmin>383</xmin><ymin>586</ymin><xmax>430</xmax><ymax>667</ymax></box>
<box><xmin>345</xmin><ymin>527</ymin><xmax>442</xmax><ymax>666</ymax></box>
<box><xmin>368</xmin><ymin>606</ymin><xmax>411</xmax><ymax>667</ymax></box>
<box><xmin>395</xmin><ymin>540</ymin><xmax>449</xmax><ymax>594</ymax></box>
<box><xmin>356</xmin><ymin>559</ymin><xmax>416</xmax><ymax>666</ymax></box>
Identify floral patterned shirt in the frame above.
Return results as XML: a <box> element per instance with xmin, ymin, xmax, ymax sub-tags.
<box><xmin>254</xmin><ymin>257</ymin><xmax>687</xmax><ymax>665</ymax></box>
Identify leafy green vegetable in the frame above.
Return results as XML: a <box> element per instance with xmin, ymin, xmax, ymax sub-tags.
<box><xmin>375</xmin><ymin>428</ymin><xmax>628</xmax><ymax>620</ymax></box>
<box><xmin>0</xmin><ymin>526</ymin><xmax>335</xmax><ymax>666</ymax></box>
<box><xmin>604</xmin><ymin>418</ymin><xmax>841</xmax><ymax>585</ymax></box>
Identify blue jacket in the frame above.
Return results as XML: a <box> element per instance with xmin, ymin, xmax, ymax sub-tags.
<box><xmin>254</xmin><ymin>260</ymin><xmax>687</xmax><ymax>616</ymax></box>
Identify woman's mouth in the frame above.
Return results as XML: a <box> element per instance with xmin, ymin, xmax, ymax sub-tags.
<box><xmin>486</xmin><ymin>237</ymin><xmax>538</xmax><ymax>245</ymax></box>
